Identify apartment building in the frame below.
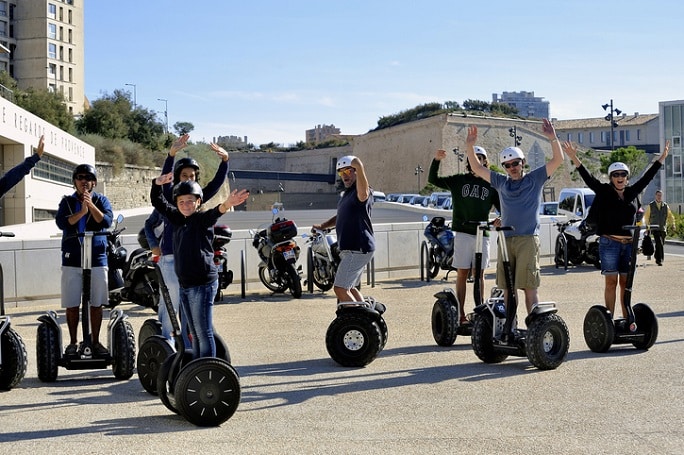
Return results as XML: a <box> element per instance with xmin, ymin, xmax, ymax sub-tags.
<box><xmin>305</xmin><ymin>124</ymin><xmax>341</xmax><ymax>144</ymax></box>
<box><xmin>492</xmin><ymin>91</ymin><xmax>550</xmax><ymax>119</ymax></box>
<box><xmin>0</xmin><ymin>0</ymin><xmax>84</xmax><ymax>116</ymax></box>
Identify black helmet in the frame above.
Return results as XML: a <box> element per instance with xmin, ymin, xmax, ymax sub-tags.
<box><xmin>172</xmin><ymin>180</ymin><xmax>203</xmax><ymax>201</ymax></box>
<box><xmin>72</xmin><ymin>164</ymin><xmax>97</xmax><ymax>182</ymax></box>
<box><xmin>173</xmin><ymin>157</ymin><xmax>200</xmax><ymax>183</ymax></box>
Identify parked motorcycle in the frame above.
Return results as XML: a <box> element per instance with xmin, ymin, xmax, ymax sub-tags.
<box><xmin>420</xmin><ymin>216</ymin><xmax>457</xmax><ymax>282</ymax></box>
<box><xmin>249</xmin><ymin>210</ymin><xmax>302</xmax><ymax>298</ymax></box>
<box><xmin>213</xmin><ymin>224</ymin><xmax>233</xmax><ymax>301</ymax></box>
<box><xmin>107</xmin><ymin>214</ymin><xmax>160</xmax><ymax>312</ymax></box>
<box><xmin>302</xmin><ymin>227</ymin><xmax>340</xmax><ymax>292</ymax></box>
<box><xmin>553</xmin><ymin>217</ymin><xmax>600</xmax><ymax>270</ymax></box>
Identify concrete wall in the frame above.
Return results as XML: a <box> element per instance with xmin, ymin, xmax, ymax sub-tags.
<box><xmin>0</xmin><ymin>211</ymin><xmax>561</xmax><ymax>307</ymax></box>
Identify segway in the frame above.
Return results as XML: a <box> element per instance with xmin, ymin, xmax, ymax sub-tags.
<box><xmin>36</xmin><ymin>231</ymin><xmax>136</xmax><ymax>382</ymax></box>
<box><xmin>152</xmin><ymin>263</ymin><xmax>240</xmax><ymax>426</ymax></box>
<box><xmin>470</xmin><ymin>222</ymin><xmax>570</xmax><ymax>370</ymax></box>
<box><xmin>0</xmin><ymin>231</ymin><xmax>28</xmax><ymax>390</ymax></box>
<box><xmin>326</xmin><ymin>296</ymin><xmax>388</xmax><ymax>367</ymax></box>
<box><xmin>583</xmin><ymin>224</ymin><xmax>658</xmax><ymax>352</ymax></box>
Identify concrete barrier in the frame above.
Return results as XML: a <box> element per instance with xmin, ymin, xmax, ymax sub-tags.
<box><xmin>0</xmin><ymin>214</ymin><xmax>563</xmax><ymax>305</ymax></box>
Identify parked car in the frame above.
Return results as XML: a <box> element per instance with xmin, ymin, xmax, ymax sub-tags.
<box><xmin>428</xmin><ymin>192</ymin><xmax>451</xmax><ymax>208</ymax></box>
<box><xmin>557</xmin><ymin>188</ymin><xmax>595</xmax><ymax>219</ymax></box>
<box><xmin>539</xmin><ymin>201</ymin><xmax>559</xmax><ymax>216</ymax></box>
<box><xmin>439</xmin><ymin>196</ymin><xmax>452</xmax><ymax>211</ymax></box>
<box><xmin>386</xmin><ymin>193</ymin><xmax>402</xmax><ymax>202</ymax></box>
<box><xmin>372</xmin><ymin>190</ymin><xmax>386</xmax><ymax>202</ymax></box>
<box><xmin>410</xmin><ymin>195</ymin><xmax>429</xmax><ymax>206</ymax></box>
<box><xmin>397</xmin><ymin>193</ymin><xmax>420</xmax><ymax>204</ymax></box>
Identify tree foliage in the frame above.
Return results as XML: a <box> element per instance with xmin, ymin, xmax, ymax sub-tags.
<box><xmin>173</xmin><ymin>121</ymin><xmax>194</xmax><ymax>136</ymax></box>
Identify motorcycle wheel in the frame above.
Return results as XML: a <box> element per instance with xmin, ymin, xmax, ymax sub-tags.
<box><xmin>554</xmin><ymin>235</ymin><xmax>567</xmax><ymax>269</ymax></box>
<box><xmin>286</xmin><ymin>264</ymin><xmax>302</xmax><ymax>298</ymax></box>
<box><xmin>312</xmin><ymin>258</ymin><xmax>334</xmax><ymax>292</ymax></box>
<box><xmin>258</xmin><ymin>265</ymin><xmax>287</xmax><ymax>293</ymax></box>
<box><xmin>0</xmin><ymin>326</ymin><xmax>28</xmax><ymax>390</ymax></box>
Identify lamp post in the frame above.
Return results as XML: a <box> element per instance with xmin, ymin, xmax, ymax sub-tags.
<box><xmin>125</xmin><ymin>83</ymin><xmax>137</xmax><ymax>108</ymax></box>
<box><xmin>158</xmin><ymin>98</ymin><xmax>168</xmax><ymax>133</ymax></box>
<box><xmin>414</xmin><ymin>165</ymin><xmax>424</xmax><ymax>192</ymax></box>
<box><xmin>601</xmin><ymin>99</ymin><xmax>622</xmax><ymax>151</ymax></box>
<box><xmin>509</xmin><ymin>126</ymin><xmax>522</xmax><ymax>146</ymax></box>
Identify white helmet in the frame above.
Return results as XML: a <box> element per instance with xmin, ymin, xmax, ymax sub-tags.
<box><xmin>608</xmin><ymin>162</ymin><xmax>630</xmax><ymax>177</ymax></box>
<box><xmin>499</xmin><ymin>147</ymin><xmax>525</xmax><ymax>164</ymax></box>
<box><xmin>473</xmin><ymin>146</ymin><xmax>488</xmax><ymax>158</ymax></box>
<box><xmin>336</xmin><ymin>155</ymin><xmax>357</xmax><ymax>171</ymax></box>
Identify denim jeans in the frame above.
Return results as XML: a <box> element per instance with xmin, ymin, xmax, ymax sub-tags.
<box><xmin>179</xmin><ymin>279</ymin><xmax>218</xmax><ymax>358</ymax></box>
<box><xmin>158</xmin><ymin>255</ymin><xmax>191</xmax><ymax>348</ymax></box>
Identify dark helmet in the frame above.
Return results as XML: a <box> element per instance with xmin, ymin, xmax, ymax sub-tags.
<box><xmin>172</xmin><ymin>180</ymin><xmax>203</xmax><ymax>201</ymax></box>
<box><xmin>72</xmin><ymin>164</ymin><xmax>97</xmax><ymax>182</ymax></box>
<box><xmin>173</xmin><ymin>157</ymin><xmax>200</xmax><ymax>183</ymax></box>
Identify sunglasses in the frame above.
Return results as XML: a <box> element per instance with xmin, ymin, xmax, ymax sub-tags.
<box><xmin>611</xmin><ymin>172</ymin><xmax>628</xmax><ymax>178</ymax></box>
<box><xmin>337</xmin><ymin>167</ymin><xmax>354</xmax><ymax>177</ymax></box>
<box><xmin>75</xmin><ymin>174</ymin><xmax>96</xmax><ymax>182</ymax></box>
<box><xmin>503</xmin><ymin>160</ymin><xmax>522</xmax><ymax>169</ymax></box>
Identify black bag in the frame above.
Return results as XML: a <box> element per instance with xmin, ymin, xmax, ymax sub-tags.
<box><xmin>137</xmin><ymin>228</ymin><xmax>150</xmax><ymax>250</ymax></box>
<box><xmin>641</xmin><ymin>232</ymin><xmax>654</xmax><ymax>257</ymax></box>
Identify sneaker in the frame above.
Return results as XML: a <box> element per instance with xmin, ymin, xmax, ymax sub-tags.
<box><xmin>93</xmin><ymin>342</ymin><xmax>109</xmax><ymax>356</ymax></box>
<box><xmin>64</xmin><ymin>343</ymin><xmax>78</xmax><ymax>355</ymax></box>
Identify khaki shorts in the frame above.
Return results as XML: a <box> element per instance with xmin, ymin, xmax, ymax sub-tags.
<box><xmin>61</xmin><ymin>265</ymin><xmax>109</xmax><ymax>309</ymax></box>
<box><xmin>496</xmin><ymin>235</ymin><xmax>540</xmax><ymax>290</ymax></box>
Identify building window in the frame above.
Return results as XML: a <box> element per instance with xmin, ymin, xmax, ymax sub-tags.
<box><xmin>33</xmin><ymin>208</ymin><xmax>57</xmax><ymax>222</ymax></box>
<box><xmin>577</xmin><ymin>132</ymin><xmax>583</xmax><ymax>144</ymax></box>
<box><xmin>68</xmin><ymin>67</ymin><xmax>72</xmax><ymax>82</ymax></box>
<box><xmin>48</xmin><ymin>23</ymin><xmax>56</xmax><ymax>39</ymax></box>
<box><xmin>637</xmin><ymin>129</ymin><xmax>641</xmax><ymax>140</ymax></box>
<box><xmin>48</xmin><ymin>3</ymin><xmax>56</xmax><ymax>19</ymax></box>
<box><xmin>68</xmin><ymin>86</ymin><xmax>72</xmax><ymax>101</ymax></box>
<box><xmin>0</xmin><ymin>21</ymin><xmax>6</xmax><ymax>37</ymax></box>
<box><xmin>0</xmin><ymin>3</ymin><xmax>6</xmax><ymax>17</ymax></box>
<box><xmin>48</xmin><ymin>43</ymin><xmax>56</xmax><ymax>59</ymax></box>
<box><xmin>566</xmin><ymin>133</ymin><xmax>572</xmax><ymax>142</ymax></box>
<box><xmin>589</xmin><ymin>132</ymin><xmax>594</xmax><ymax>143</ymax></box>
<box><xmin>68</xmin><ymin>48</ymin><xmax>72</xmax><ymax>62</ymax></box>
<box><xmin>33</xmin><ymin>154</ymin><xmax>76</xmax><ymax>186</ymax></box>
<box><xmin>625</xmin><ymin>130</ymin><xmax>630</xmax><ymax>142</ymax></box>
<box><xmin>601</xmin><ymin>131</ymin><xmax>607</xmax><ymax>144</ymax></box>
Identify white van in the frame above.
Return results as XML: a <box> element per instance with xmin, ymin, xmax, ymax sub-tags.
<box><xmin>557</xmin><ymin>188</ymin><xmax>595</xmax><ymax>219</ymax></box>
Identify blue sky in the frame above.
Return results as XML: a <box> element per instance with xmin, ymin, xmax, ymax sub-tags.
<box><xmin>84</xmin><ymin>1</ymin><xmax>684</xmax><ymax>146</ymax></box>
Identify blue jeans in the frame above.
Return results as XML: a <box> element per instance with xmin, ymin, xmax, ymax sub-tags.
<box><xmin>179</xmin><ymin>279</ymin><xmax>218</xmax><ymax>358</ymax></box>
<box><xmin>158</xmin><ymin>255</ymin><xmax>190</xmax><ymax>348</ymax></box>
<box><xmin>599</xmin><ymin>236</ymin><xmax>631</xmax><ymax>276</ymax></box>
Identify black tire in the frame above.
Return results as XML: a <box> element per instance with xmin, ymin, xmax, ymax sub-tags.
<box><xmin>258</xmin><ymin>265</ymin><xmax>287</xmax><ymax>293</ymax></box>
<box><xmin>311</xmin><ymin>254</ymin><xmax>334</xmax><ymax>292</ymax></box>
<box><xmin>137</xmin><ymin>335</ymin><xmax>174</xmax><ymax>395</ymax></box>
<box><xmin>215</xmin><ymin>334</ymin><xmax>232</xmax><ymax>364</ymax></box>
<box><xmin>174</xmin><ymin>358</ymin><xmax>241</xmax><ymax>427</ymax></box>
<box><xmin>525</xmin><ymin>313</ymin><xmax>570</xmax><ymax>370</ymax></box>
<box><xmin>375</xmin><ymin>317</ymin><xmax>389</xmax><ymax>351</ymax></box>
<box><xmin>0</xmin><ymin>326</ymin><xmax>28</xmax><ymax>390</ymax></box>
<box><xmin>583</xmin><ymin>305</ymin><xmax>614</xmax><ymax>353</ymax></box>
<box><xmin>286</xmin><ymin>264</ymin><xmax>302</xmax><ymax>298</ymax></box>
<box><xmin>156</xmin><ymin>351</ymin><xmax>193</xmax><ymax>415</ymax></box>
<box><xmin>138</xmin><ymin>318</ymin><xmax>162</xmax><ymax>348</ymax></box>
<box><xmin>431</xmin><ymin>299</ymin><xmax>458</xmax><ymax>346</ymax></box>
<box><xmin>554</xmin><ymin>235</ymin><xmax>567</xmax><ymax>269</ymax></box>
<box><xmin>112</xmin><ymin>320</ymin><xmax>136</xmax><ymax>380</ymax></box>
<box><xmin>426</xmin><ymin>245</ymin><xmax>440</xmax><ymax>279</ymax></box>
<box><xmin>632</xmin><ymin>303</ymin><xmax>658</xmax><ymax>350</ymax></box>
<box><xmin>471</xmin><ymin>314</ymin><xmax>508</xmax><ymax>364</ymax></box>
<box><xmin>326</xmin><ymin>312</ymin><xmax>383</xmax><ymax>367</ymax></box>
<box><xmin>36</xmin><ymin>322</ymin><xmax>60</xmax><ymax>382</ymax></box>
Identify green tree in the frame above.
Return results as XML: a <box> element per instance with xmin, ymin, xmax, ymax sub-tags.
<box><xmin>599</xmin><ymin>145</ymin><xmax>649</xmax><ymax>177</ymax></box>
<box><xmin>173</xmin><ymin>121</ymin><xmax>194</xmax><ymax>136</ymax></box>
<box><xmin>16</xmin><ymin>87</ymin><xmax>75</xmax><ymax>132</ymax></box>
<box><xmin>462</xmin><ymin>99</ymin><xmax>490</xmax><ymax>112</ymax></box>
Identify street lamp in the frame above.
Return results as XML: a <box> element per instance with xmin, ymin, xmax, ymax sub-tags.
<box><xmin>125</xmin><ymin>83</ymin><xmax>137</xmax><ymax>108</ymax></box>
<box><xmin>414</xmin><ymin>165</ymin><xmax>424</xmax><ymax>192</ymax></box>
<box><xmin>158</xmin><ymin>98</ymin><xmax>168</xmax><ymax>133</ymax></box>
<box><xmin>509</xmin><ymin>126</ymin><xmax>522</xmax><ymax>146</ymax></box>
<box><xmin>602</xmin><ymin>99</ymin><xmax>622</xmax><ymax>150</ymax></box>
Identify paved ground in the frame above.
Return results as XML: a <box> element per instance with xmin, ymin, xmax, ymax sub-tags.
<box><xmin>1</xmin><ymin>253</ymin><xmax>683</xmax><ymax>454</ymax></box>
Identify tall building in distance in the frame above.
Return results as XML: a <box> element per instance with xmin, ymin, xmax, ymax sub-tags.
<box><xmin>0</xmin><ymin>0</ymin><xmax>84</xmax><ymax>116</ymax></box>
<box><xmin>492</xmin><ymin>91</ymin><xmax>549</xmax><ymax>119</ymax></box>
<box><xmin>306</xmin><ymin>124</ymin><xmax>341</xmax><ymax>144</ymax></box>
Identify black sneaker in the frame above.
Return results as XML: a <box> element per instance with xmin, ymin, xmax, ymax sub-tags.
<box><xmin>65</xmin><ymin>344</ymin><xmax>78</xmax><ymax>355</ymax></box>
<box><xmin>94</xmin><ymin>342</ymin><xmax>109</xmax><ymax>356</ymax></box>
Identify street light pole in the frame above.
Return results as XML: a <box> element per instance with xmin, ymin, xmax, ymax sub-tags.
<box><xmin>602</xmin><ymin>99</ymin><xmax>622</xmax><ymax>151</ymax></box>
<box><xmin>508</xmin><ymin>126</ymin><xmax>522</xmax><ymax>146</ymax></box>
<box><xmin>158</xmin><ymin>98</ymin><xmax>168</xmax><ymax>134</ymax></box>
<box><xmin>414</xmin><ymin>165</ymin><xmax>424</xmax><ymax>192</ymax></box>
<box><xmin>125</xmin><ymin>83</ymin><xmax>137</xmax><ymax>108</ymax></box>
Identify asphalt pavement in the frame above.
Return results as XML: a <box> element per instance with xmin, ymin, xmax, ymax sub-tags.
<box><xmin>1</xmin><ymin>253</ymin><xmax>683</xmax><ymax>454</ymax></box>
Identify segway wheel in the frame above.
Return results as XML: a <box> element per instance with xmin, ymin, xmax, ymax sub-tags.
<box><xmin>0</xmin><ymin>327</ymin><xmax>28</xmax><ymax>390</ymax></box>
<box><xmin>631</xmin><ymin>303</ymin><xmax>658</xmax><ymax>350</ymax></box>
<box><xmin>112</xmin><ymin>319</ymin><xmax>136</xmax><ymax>380</ymax></box>
<box><xmin>525</xmin><ymin>313</ymin><xmax>570</xmax><ymax>370</ymax></box>
<box><xmin>471</xmin><ymin>314</ymin><xmax>508</xmax><ymax>364</ymax></box>
<box><xmin>174</xmin><ymin>358</ymin><xmax>241</xmax><ymax>427</ymax></box>
<box><xmin>36</xmin><ymin>322</ymin><xmax>60</xmax><ymax>382</ymax></box>
<box><xmin>326</xmin><ymin>312</ymin><xmax>383</xmax><ymax>367</ymax></box>
<box><xmin>375</xmin><ymin>317</ymin><xmax>389</xmax><ymax>352</ymax></box>
<box><xmin>215</xmin><ymin>334</ymin><xmax>232</xmax><ymax>365</ymax></box>
<box><xmin>138</xmin><ymin>318</ymin><xmax>162</xmax><ymax>348</ymax></box>
<box><xmin>583</xmin><ymin>305</ymin><xmax>614</xmax><ymax>353</ymax></box>
<box><xmin>157</xmin><ymin>350</ymin><xmax>194</xmax><ymax>415</ymax></box>
<box><xmin>137</xmin><ymin>335</ymin><xmax>174</xmax><ymax>395</ymax></box>
<box><xmin>431</xmin><ymin>298</ymin><xmax>458</xmax><ymax>346</ymax></box>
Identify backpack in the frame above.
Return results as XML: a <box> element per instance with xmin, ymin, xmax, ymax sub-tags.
<box><xmin>641</xmin><ymin>232</ymin><xmax>654</xmax><ymax>257</ymax></box>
